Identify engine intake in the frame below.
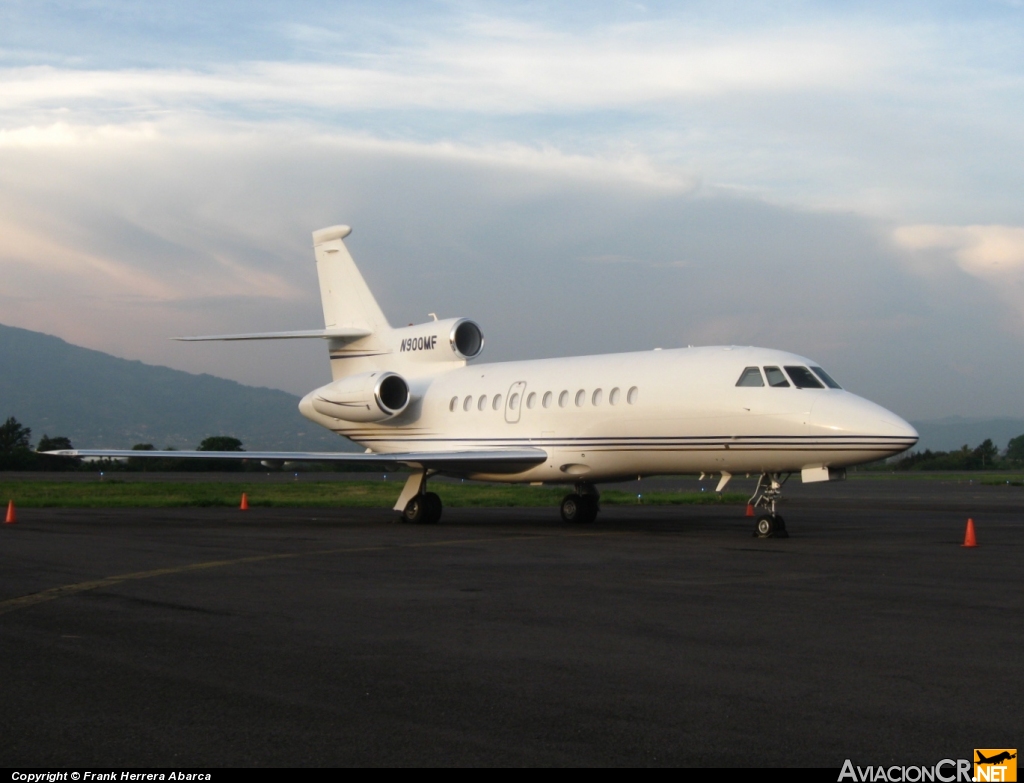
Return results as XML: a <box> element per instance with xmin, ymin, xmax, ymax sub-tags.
<box><xmin>450</xmin><ymin>318</ymin><xmax>484</xmax><ymax>359</ymax></box>
<box><xmin>309</xmin><ymin>371</ymin><xmax>410</xmax><ymax>422</ymax></box>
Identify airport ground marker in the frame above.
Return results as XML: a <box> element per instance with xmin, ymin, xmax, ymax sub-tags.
<box><xmin>4</xmin><ymin>500</ymin><xmax>15</xmax><ymax>524</ymax></box>
<box><xmin>240</xmin><ymin>493</ymin><xmax>249</xmax><ymax>511</ymax></box>
<box><xmin>962</xmin><ymin>518</ymin><xmax>977</xmax><ymax>548</ymax></box>
<box><xmin>745</xmin><ymin>504</ymin><xmax>754</xmax><ymax>517</ymax></box>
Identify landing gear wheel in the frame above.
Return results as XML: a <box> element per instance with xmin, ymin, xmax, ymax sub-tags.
<box><xmin>578</xmin><ymin>495</ymin><xmax>598</xmax><ymax>524</ymax></box>
<box><xmin>560</xmin><ymin>494</ymin><xmax>582</xmax><ymax>523</ymax></box>
<box><xmin>561</xmin><ymin>493</ymin><xmax>598</xmax><ymax>523</ymax></box>
<box><xmin>403</xmin><ymin>493</ymin><xmax>442</xmax><ymax>524</ymax></box>
<box><xmin>754</xmin><ymin>513</ymin><xmax>787</xmax><ymax>539</ymax></box>
<box><xmin>423</xmin><ymin>492</ymin><xmax>442</xmax><ymax>525</ymax></box>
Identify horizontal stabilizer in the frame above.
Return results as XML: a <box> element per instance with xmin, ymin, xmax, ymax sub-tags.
<box><xmin>46</xmin><ymin>448</ymin><xmax>548</xmax><ymax>474</ymax></box>
<box><xmin>173</xmin><ymin>328</ymin><xmax>372</xmax><ymax>342</ymax></box>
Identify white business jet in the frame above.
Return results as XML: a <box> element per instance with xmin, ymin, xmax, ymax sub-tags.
<box><xmin>54</xmin><ymin>225</ymin><xmax>918</xmax><ymax>537</ymax></box>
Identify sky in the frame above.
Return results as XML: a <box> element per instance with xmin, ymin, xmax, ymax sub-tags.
<box><xmin>2</xmin><ymin>1</ymin><xmax>1023</xmax><ymax>419</ymax></box>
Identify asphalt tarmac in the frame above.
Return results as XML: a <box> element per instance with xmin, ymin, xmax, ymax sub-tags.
<box><xmin>1</xmin><ymin>480</ymin><xmax>1021</xmax><ymax>767</ymax></box>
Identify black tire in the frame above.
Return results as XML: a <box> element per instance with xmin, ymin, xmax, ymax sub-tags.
<box><xmin>560</xmin><ymin>493</ymin><xmax>583</xmax><ymax>523</ymax></box>
<box><xmin>773</xmin><ymin>514</ymin><xmax>788</xmax><ymax>538</ymax></box>
<box><xmin>577</xmin><ymin>495</ymin><xmax>599</xmax><ymax>524</ymax></box>
<box><xmin>403</xmin><ymin>495</ymin><xmax>430</xmax><ymax>524</ymax></box>
<box><xmin>755</xmin><ymin>513</ymin><xmax>776</xmax><ymax>538</ymax></box>
<box><xmin>561</xmin><ymin>493</ymin><xmax>598</xmax><ymax>523</ymax></box>
<box><xmin>423</xmin><ymin>492</ymin><xmax>443</xmax><ymax>525</ymax></box>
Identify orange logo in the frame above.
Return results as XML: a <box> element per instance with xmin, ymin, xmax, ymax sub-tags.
<box><xmin>974</xmin><ymin>750</ymin><xmax>1017</xmax><ymax>782</ymax></box>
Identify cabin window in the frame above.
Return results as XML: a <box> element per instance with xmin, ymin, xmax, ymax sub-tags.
<box><xmin>527</xmin><ymin>392</ymin><xmax>537</xmax><ymax>409</ymax></box>
<box><xmin>449</xmin><ymin>396</ymin><xmax>458</xmax><ymax>412</ymax></box>
<box><xmin>510</xmin><ymin>393</ymin><xmax>520</xmax><ymax>410</ymax></box>
<box><xmin>592</xmin><ymin>388</ymin><xmax>603</xmax><ymax>406</ymax></box>
<box><xmin>764</xmin><ymin>367</ymin><xmax>790</xmax><ymax>388</ymax></box>
<box><xmin>736</xmin><ymin>367</ymin><xmax>765</xmax><ymax>387</ymax></box>
<box><xmin>492</xmin><ymin>394</ymin><xmax>502</xmax><ymax>410</ymax></box>
<box><xmin>784</xmin><ymin>366</ymin><xmax>824</xmax><ymax>389</ymax></box>
<box><xmin>575</xmin><ymin>390</ymin><xmax>586</xmax><ymax>407</ymax></box>
<box><xmin>463</xmin><ymin>396</ymin><xmax>473</xmax><ymax>411</ymax></box>
<box><xmin>609</xmin><ymin>387</ymin><xmax>620</xmax><ymax>405</ymax></box>
<box><xmin>543</xmin><ymin>391</ymin><xmax>553</xmax><ymax>408</ymax></box>
<box><xmin>811</xmin><ymin>366</ymin><xmax>842</xmax><ymax>389</ymax></box>
<box><xmin>476</xmin><ymin>394</ymin><xmax>486</xmax><ymax>411</ymax></box>
<box><xmin>558</xmin><ymin>391</ymin><xmax>569</xmax><ymax>408</ymax></box>
<box><xmin>627</xmin><ymin>386</ymin><xmax>638</xmax><ymax>404</ymax></box>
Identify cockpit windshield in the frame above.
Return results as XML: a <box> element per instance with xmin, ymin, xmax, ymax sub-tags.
<box><xmin>741</xmin><ymin>365</ymin><xmax>842</xmax><ymax>389</ymax></box>
<box><xmin>763</xmin><ymin>366</ymin><xmax>790</xmax><ymax>387</ymax></box>
<box><xmin>735</xmin><ymin>367</ymin><xmax>765</xmax><ymax>387</ymax></box>
<box><xmin>784</xmin><ymin>366</ymin><xmax>824</xmax><ymax>389</ymax></box>
<box><xmin>810</xmin><ymin>366</ymin><xmax>842</xmax><ymax>389</ymax></box>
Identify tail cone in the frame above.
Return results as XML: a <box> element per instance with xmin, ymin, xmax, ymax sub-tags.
<box><xmin>962</xmin><ymin>518</ymin><xmax>977</xmax><ymax>547</ymax></box>
<box><xmin>4</xmin><ymin>500</ymin><xmax>15</xmax><ymax>524</ymax></box>
<box><xmin>240</xmin><ymin>493</ymin><xmax>249</xmax><ymax>511</ymax></box>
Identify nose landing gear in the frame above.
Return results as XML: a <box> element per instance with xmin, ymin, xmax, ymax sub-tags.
<box><xmin>749</xmin><ymin>473</ymin><xmax>789</xmax><ymax>538</ymax></box>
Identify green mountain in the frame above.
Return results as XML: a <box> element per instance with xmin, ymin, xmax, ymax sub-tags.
<box><xmin>0</xmin><ymin>323</ymin><xmax>354</xmax><ymax>452</ymax></box>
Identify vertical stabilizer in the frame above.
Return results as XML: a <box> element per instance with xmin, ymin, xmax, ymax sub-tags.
<box><xmin>312</xmin><ymin>226</ymin><xmax>391</xmax><ymax>332</ymax></box>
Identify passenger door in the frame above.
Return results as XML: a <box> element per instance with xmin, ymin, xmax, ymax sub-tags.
<box><xmin>505</xmin><ymin>381</ymin><xmax>527</xmax><ymax>424</ymax></box>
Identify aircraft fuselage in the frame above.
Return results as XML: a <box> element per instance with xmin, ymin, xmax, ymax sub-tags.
<box><xmin>300</xmin><ymin>344</ymin><xmax>918</xmax><ymax>483</ymax></box>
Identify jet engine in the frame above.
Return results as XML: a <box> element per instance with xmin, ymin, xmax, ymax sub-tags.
<box><xmin>389</xmin><ymin>317</ymin><xmax>484</xmax><ymax>363</ymax></box>
<box><xmin>309</xmin><ymin>371</ymin><xmax>411</xmax><ymax>422</ymax></box>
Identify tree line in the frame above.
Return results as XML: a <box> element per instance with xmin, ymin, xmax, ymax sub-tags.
<box><xmin>868</xmin><ymin>436</ymin><xmax>1024</xmax><ymax>471</ymax></box>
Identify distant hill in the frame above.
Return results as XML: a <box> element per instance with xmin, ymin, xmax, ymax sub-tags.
<box><xmin>0</xmin><ymin>323</ymin><xmax>356</xmax><ymax>451</ymax></box>
<box><xmin>909</xmin><ymin>417</ymin><xmax>1024</xmax><ymax>454</ymax></box>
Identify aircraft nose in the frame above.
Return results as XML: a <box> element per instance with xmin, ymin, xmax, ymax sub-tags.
<box><xmin>881</xmin><ymin>413</ymin><xmax>918</xmax><ymax>442</ymax></box>
<box><xmin>873</xmin><ymin>411</ymin><xmax>918</xmax><ymax>457</ymax></box>
<box><xmin>809</xmin><ymin>393</ymin><xmax>918</xmax><ymax>453</ymax></box>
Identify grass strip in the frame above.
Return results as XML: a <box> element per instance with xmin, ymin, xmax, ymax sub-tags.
<box><xmin>0</xmin><ymin>480</ymin><xmax>749</xmax><ymax>509</ymax></box>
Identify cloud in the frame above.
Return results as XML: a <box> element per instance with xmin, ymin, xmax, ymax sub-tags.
<box><xmin>578</xmin><ymin>254</ymin><xmax>690</xmax><ymax>269</ymax></box>
<box><xmin>893</xmin><ymin>224</ymin><xmax>1024</xmax><ymax>278</ymax></box>
<box><xmin>3</xmin><ymin>122</ymin><xmax>1024</xmax><ymax>418</ymax></box>
<box><xmin>2</xmin><ymin>13</ymin><xmax>1022</xmax><ymax>223</ymax></box>
<box><xmin>892</xmin><ymin>223</ymin><xmax>1024</xmax><ymax>335</ymax></box>
<box><xmin>0</xmin><ymin>119</ymin><xmax>696</xmax><ymax>190</ymax></box>
<box><xmin>0</xmin><ymin>21</ymin><xmax>895</xmax><ymax>126</ymax></box>
<box><xmin>3</xmin><ymin>6</ymin><xmax>1024</xmax><ymax>421</ymax></box>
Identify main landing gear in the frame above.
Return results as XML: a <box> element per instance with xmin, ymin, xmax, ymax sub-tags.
<box><xmin>395</xmin><ymin>470</ymin><xmax>443</xmax><ymax>524</ymax></box>
<box><xmin>403</xmin><ymin>491</ymin><xmax>442</xmax><ymax>525</ymax></box>
<box><xmin>748</xmin><ymin>472</ymin><xmax>789</xmax><ymax>539</ymax></box>
<box><xmin>560</xmin><ymin>483</ymin><xmax>600</xmax><ymax>524</ymax></box>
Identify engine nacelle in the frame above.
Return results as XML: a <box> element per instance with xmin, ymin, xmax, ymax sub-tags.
<box><xmin>308</xmin><ymin>371</ymin><xmax>411</xmax><ymax>422</ymax></box>
<box><xmin>390</xmin><ymin>317</ymin><xmax>484</xmax><ymax>363</ymax></box>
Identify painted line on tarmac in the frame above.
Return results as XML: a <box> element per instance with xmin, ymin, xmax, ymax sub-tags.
<box><xmin>0</xmin><ymin>531</ymin><xmax>620</xmax><ymax>617</ymax></box>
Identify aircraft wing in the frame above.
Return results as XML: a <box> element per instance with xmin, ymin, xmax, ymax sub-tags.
<box><xmin>172</xmin><ymin>327</ymin><xmax>372</xmax><ymax>341</ymax></box>
<box><xmin>45</xmin><ymin>448</ymin><xmax>548</xmax><ymax>474</ymax></box>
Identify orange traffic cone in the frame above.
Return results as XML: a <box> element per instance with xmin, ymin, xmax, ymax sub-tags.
<box><xmin>745</xmin><ymin>504</ymin><xmax>755</xmax><ymax>517</ymax></box>
<box><xmin>962</xmin><ymin>518</ymin><xmax>977</xmax><ymax>548</ymax></box>
<box><xmin>240</xmin><ymin>493</ymin><xmax>249</xmax><ymax>511</ymax></box>
<box><xmin>4</xmin><ymin>500</ymin><xmax>16</xmax><ymax>524</ymax></box>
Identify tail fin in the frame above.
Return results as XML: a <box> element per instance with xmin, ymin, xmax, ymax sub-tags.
<box><xmin>313</xmin><ymin>226</ymin><xmax>390</xmax><ymax>333</ymax></box>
